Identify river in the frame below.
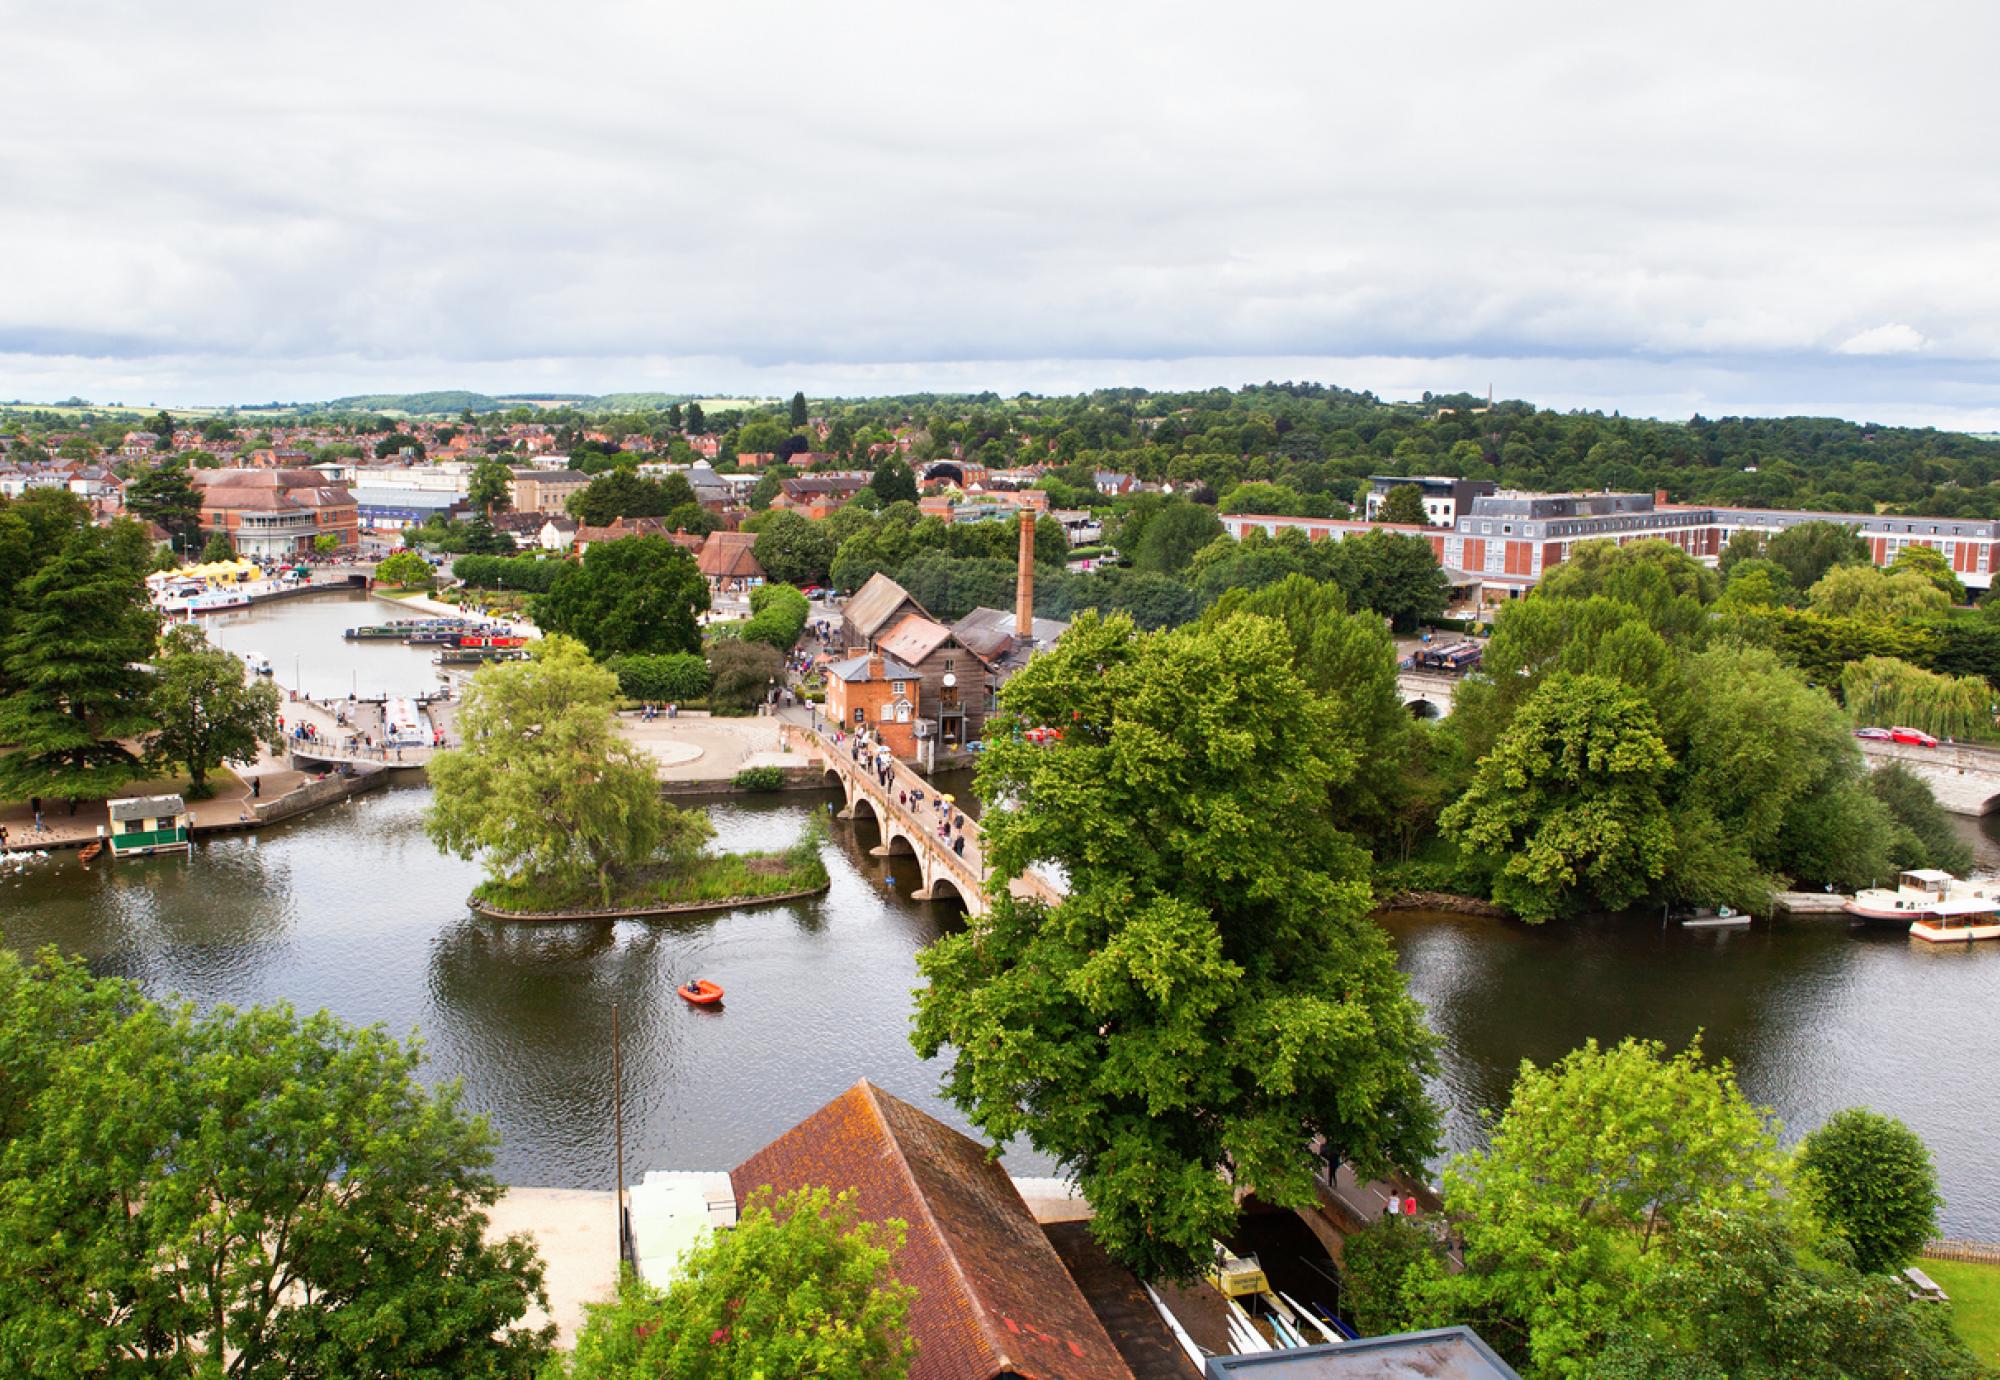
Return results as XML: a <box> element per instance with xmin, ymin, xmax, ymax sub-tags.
<box><xmin>4</xmin><ymin>592</ymin><xmax>1997</xmax><ymax>1237</ymax></box>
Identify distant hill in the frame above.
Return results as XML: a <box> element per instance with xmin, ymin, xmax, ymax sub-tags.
<box><xmin>323</xmin><ymin>390</ymin><xmax>507</xmax><ymax>415</ymax></box>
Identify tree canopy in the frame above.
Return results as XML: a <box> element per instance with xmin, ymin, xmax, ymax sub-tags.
<box><xmin>558</xmin><ymin>1187</ymin><xmax>914</xmax><ymax>1380</ymax></box>
<box><xmin>145</xmin><ymin>624</ymin><xmax>281</xmax><ymax>796</ymax></box>
<box><xmin>1798</xmin><ymin>1108</ymin><xmax>1943</xmax><ymax>1275</ymax></box>
<box><xmin>0</xmin><ymin>948</ymin><xmax>553</xmax><ymax>1378</ymax></box>
<box><xmin>535</xmin><ymin>535</ymin><xmax>709</xmax><ymax>659</ymax></box>
<box><xmin>913</xmin><ymin>610</ymin><xmax>1440</xmax><ymax>1280</ymax></box>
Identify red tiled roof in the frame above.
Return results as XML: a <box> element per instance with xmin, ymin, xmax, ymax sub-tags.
<box><xmin>698</xmin><ymin>530</ymin><xmax>764</xmax><ymax>578</ymax></box>
<box><xmin>878</xmin><ymin>612</ymin><xmax>953</xmax><ymax>667</ymax></box>
<box><xmin>731</xmin><ymin>1081</ymin><xmax>1133</xmax><ymax>1380</ymax></box>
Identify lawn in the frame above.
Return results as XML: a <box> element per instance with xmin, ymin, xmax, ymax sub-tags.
<box><xmin>1924</xmin><ymin>1258</ymin><xmax>2000</xmax><ymax>1367</ymax></box>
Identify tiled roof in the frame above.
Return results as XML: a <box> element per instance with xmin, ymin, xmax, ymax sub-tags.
<box><xmin>844</xmin><ymin>572</ymin><xmax>926</xmax><ymax>640</ymax></box>
<box><xmin>698</xmin><ymin>530</ymin><xmax>764</xmax><ymax>578</ymax></box>
<box><xmin>826</xmin><ymin>653</ymin><xmax>922</xmax><ymax>683</ymax></box>
<box><xmin>878</xmin><ymin>612</ymin><xmax>954</xmax><ymax>667</ymax></box>
<box><xmin>731</xmin><ymin>1082</ymin><xmax>1133</xmax><ymax>1380</ymax></box>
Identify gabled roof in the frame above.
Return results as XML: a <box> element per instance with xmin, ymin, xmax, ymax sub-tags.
<box><xmin>826</xmin><ymin>653</ymin><xmax>922</xmax><ymax>683</ymax></box>
<box><xmin>878</xmin><ymin>612</ymin><xmax>955</xmax><ymax>668</ymax></box>
<box><xmin>844</xmin><ymin>572</ymin><xmax>928</xmax><ymax>640</ymax></box>
<box><xmin>731</xmin><ymin>1081</ymin><xmax>1133</xmax><ymax>1380</ymax></box>
<box><xmin>697</xmin><ymin>530</ymin><xmax>764</xmax><ymax>578</ymax></box>
<box><xmin>948</xmin><ymin>608</ymin><xmax>1015</xmax><ymax>666</ymax></box>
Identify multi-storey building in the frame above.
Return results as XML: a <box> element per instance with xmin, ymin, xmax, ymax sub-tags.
<box><xmin>1222</xmin><ymin>489</ymin><xmax>2000</xmax><ymax>598</ymax></box>
<box><xmin>194</xmin><ymin>470</ymin><xmax>358</xmax><ymax>558</ymax></box>
<box><xmin>1363</xmin><ymin>475</ymin><xmax>1499</xmax><ymax>528</ymax></box>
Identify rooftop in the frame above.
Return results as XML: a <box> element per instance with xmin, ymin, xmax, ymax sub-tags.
<box><xmin>1203</xmin><ymin>1328</ymin><xmax>1520</xmax><ymax>1378</ymax></box>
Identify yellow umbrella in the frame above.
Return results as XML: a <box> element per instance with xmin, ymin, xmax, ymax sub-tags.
<box><xmin>940</xmin><ymin>793</ymin><xmax>955</xmax><ymax>803</ymax></box>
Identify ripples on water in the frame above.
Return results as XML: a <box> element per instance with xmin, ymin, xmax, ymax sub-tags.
<box><xmin>1383</xmin><ymin>908</ymin><xmax>1999</xmax><ymax>1237</ymax></box>
<box><xmin>1</xmin><ymin>785</ymin><xmax>1033</xmax><ymax>1189</ymax></box>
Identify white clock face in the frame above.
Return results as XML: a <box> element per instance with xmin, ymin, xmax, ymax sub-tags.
<box><xmin>942</xmin><ymin>673</ymin><xmax>956</xmax><ymax>687</ymax></box>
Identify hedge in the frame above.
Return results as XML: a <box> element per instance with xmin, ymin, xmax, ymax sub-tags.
<box><xmin>606</xmin><ymin>652</ymin><xmax>713</xmax><ymax>702</ymax></box>
<box><xmin>732</xmin><ymin>766</ymin><xmax>789</xmax><ymax>791</ymax></box>
<box><xmin>452</xmin><ymin>554</ymin><xmax>564</xmax><ymax>593</ymax></box>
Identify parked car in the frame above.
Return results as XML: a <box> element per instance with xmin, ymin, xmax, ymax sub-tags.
<box><xmin>1852</xmin><ymin>726</ymin><xmax>1893</xmax><ymax>741</ymax></box>
<box><xmin>1890</xmin><ymin>726</ymin><xmax>1940</xmax><ymax>747</ymax></box>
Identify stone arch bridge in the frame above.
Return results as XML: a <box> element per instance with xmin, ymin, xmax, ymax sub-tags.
<box><xmin>784</xmin><ymin>723</ymin><xmax>1065</xmax><ymax>918</ymax></box>
<box><xmin>1856</xmin><ymin>737</ymin><xmax>2000</xmax><ymax>816</ymax></box>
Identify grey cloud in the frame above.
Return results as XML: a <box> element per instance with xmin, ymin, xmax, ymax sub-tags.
<box><xmin>2</xmin><ymin>0</ymin><xmax>1998</xmax><ymax>421</ymax></box>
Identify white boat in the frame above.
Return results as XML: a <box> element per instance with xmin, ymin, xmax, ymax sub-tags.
<box><xmin>1680</xmin><ymin>905</ymin><xmax>1749</xmax><ymax>929</ymax></box>
<box><xmin>186</xmin><ymin>588</ymin><xmax>251</xmax><ymax>614</ymax></box>
<box><xmin>381</xmin><ymin>696</ymin><xmax>429</xmax><ymax>748</ymax></box>
<box><xmin>1909</xmin><ymin>898</ymin><xmax>2000</xmax><ymax>944</ymax></box>
<box><xmin>243</xmin><ymin>652</ymin><xmax>273</xmax><ymax>676</ymax></box>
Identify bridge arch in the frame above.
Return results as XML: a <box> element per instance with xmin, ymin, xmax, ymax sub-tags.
<box><xmin>925</xmin><ymin>873</ymin><xmax>972</xmax><ymax>911</ymax></box>
<box><xmin>1406</xmin><ymin>698</ymin><xmax>1442</xmax><ymax>720</ymax></box>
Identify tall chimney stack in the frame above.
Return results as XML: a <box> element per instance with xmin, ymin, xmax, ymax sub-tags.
<box><xmin>1015</xmin><ymin>512</ymin><xmax>1035</xmax><ymax>640</ymax></box>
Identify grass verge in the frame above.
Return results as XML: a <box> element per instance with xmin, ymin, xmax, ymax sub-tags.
<box><xmin>1924</xmin><ymin>1258</ymin><xmax>2000</xmax><ymax>1367</ymax></box>
<box><xmin>472</xmin><ymin>824</ymin><xmax>829</xmax><ymax>915</ymax></box>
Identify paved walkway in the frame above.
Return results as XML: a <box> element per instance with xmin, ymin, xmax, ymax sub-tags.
<box><xmin>614</xmin><ymin>710</ymin><xmax>792</xmax><ymax>781</ymax></box>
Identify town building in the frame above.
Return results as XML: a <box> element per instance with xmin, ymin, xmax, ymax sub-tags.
<box><xmin>822</xmin><ymin>652</ymin><xmax>925</xmax><ymax>757</ymax></box>
<box><xmin>729</xmin><ymin>1081</ymin><xmax>1135</xmax><ymax>1380</ymax></box>
<box><xmin>696</xmin><ymin>530</ymin><xmax>765</xmax><ymax>594</ymax></box>
<box><xmin>1362</xmin><ymin>475</ymin><xmax>1498</xmax><ymax>528</ymax></box>
<box><xmin>771</xmin><ymin>473</ymin><xmax>871</xmax><ymax>519</ymax></box>
<box><xmin>1224</xmin><ymin>487</ymin><xmax>2000</xmax><ymax>599</ymax></box>
<box><xmin>194</xmin><ymin>469</ymin><xmax>358</xmax><ymax>558</ymax></box>
<box><xmin>875</xmin><ymin>612</ymin><xmax>990</xmax><ymax>749</ymax></box>
<box><xmin>507</xmin><ymin>466</ymin><xmax>593</xmax><ymax>515</ymax></box>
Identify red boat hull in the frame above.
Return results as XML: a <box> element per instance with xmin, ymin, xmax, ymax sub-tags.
<box><xmin>678</xmin><ymin>981</ymin><xmax>724</xmax><ymax>1005</ymax></box>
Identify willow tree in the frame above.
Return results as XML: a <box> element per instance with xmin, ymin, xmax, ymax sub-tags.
<box><xmin>912</xmin><ymin>611</ymin><xmax>1440</xmax><ymax>1281</ymax></box>
<box><xmin>427</xmin><ymin>635</ymin><xmax>707</xmax><ymax>905</ymax></box>
<box><xmin>1840</xmin><ymin>655</ymin><xmax>1994</xmax><ymax>740</ymax></box>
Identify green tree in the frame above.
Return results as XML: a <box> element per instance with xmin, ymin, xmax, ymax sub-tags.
<box><xmin>428</xmin><ymin>636</ymin><xmax>700</xmax><ymax>904</ymax></box>
<box><xmin>1339</xmin><ymin>1218</ymin><xmax>1446</xmax><ymax>1340</ymax></box>
<box><xmin>567</xmin><ymin>470</ymin><xmax>670</xmax><ymax>526</ymax></box>
<box><xmin>470</xmin><ymin>456</ymin><xmax>514</xmax><ymax>516</ymax></box>
<box><xmin>1869</xmin><ymin>761</ymin><xmax>1974</xmax><ymax>875</ymax></box>
<box><xmin>0</xmin><ymin>527</ymin><xmax>159</xmax><ymax>800</ymax></box>
<box><xmin>1716</xmin><ymin>555</ymin><xmax>1792</xmax><ymax>609</ymax></box>
<box><xmin>559</xmin><ymin>1187</ymin><xmax>914</xmax><ymax>1380</ymax></box>
<box><xmin>1200</xmin><ymin>575</ymin><xmax>1412</xmax><ymax>848</ymax></box>
<box><xmin>1890</xmin><ymin>544</ymin><xmax>1967</xmax><ymax>603</ymax></box>
<box><xmin>147</xmin><ymin>408</ymin><xmax>176</xmax><ymax>442</ymax></box>
<box><xmin>1810</xmin><ymin>564</ymin><xmax>1951</xmax><ymax>621</ymax></box>
<box><xmin>122</xmin><ymin>455</ymin><xmax>204</xmax><ymax>554</ymax></box>
<box><xmin>913</xmin><ymin>611</ymin><xmax>1440</xmax><ymax>1280</ymax></box>
<box><xmin>313</xmin><ymin>532</ymin><xmax>338</xmax><ymax>555</ymax></box>
<box><xmin>1377</xmin><ymin>482</ymin><xmax>1428</xmax><ymax>525</ymax></box>
<box><xmin>199</xmin><ymin>529</ymin><xmax>235</xmax><ymax>562</ymax></box>
<box><xmin>0</xmin><ymin>948</ymin><xmax>553</xmax><ymax>1379</ymax></box>
<box><xmin>1319</xmin><ymin>528</ymin><xmax>1452</xmax><ymax>632</ymax></box>
<box><xmin>742</xmin><ymin>583</ymin><xmax>810</xmax><ymax>650</ymax></box>
<box><xmin>869</xmin><ymin>456</ymin><xmax>918</xmax><ymax>506</ymax></box>
<box><xmin>1437</xmin><ymin>1038</ymin><xmax>1788</xmax><ymax>1377</ymax></box>
<box><xmin>145</xmin><ymin>624</ymin><xmax>281</xmax><ymax>797</ymax></box>
<box><xmin>373</xmin><ymin>431</ymin><xmax>423</xmax><ymax>459</ymax></box>
<box><xmin>686</xmin><ymin>401</ymin><xmax>707</xmax><ymax>434</ymax></box>
<box><xmin>375</xmin><ymin>549</ymin><xmax>435</xmax><ymax>589</ymax></box>
<box><xmin>789</xmin><ymin>390</ymin><xmax>809</xmax><ymax>427</ymax></box>
<box><xmin>605</xmin><ymin>652</ymin><xmax>711</xmax><ymax>703</ymax></box>
<box><xmin>1767</xmin><ymin>519</ymin><xmax>1870</xmax><ymax>592</ymax></box>
<box><xmin>751</xmin><ymin>509</ymin><xmax>837</xmax><ymax>587</ymax></box>
<box><xmin>1595</xmin><ymin>1207</ymin><xmax>1984</xmax><ymax>1379</ymax></box>
<box><xmin>707</xmin><ymin>636</ymin><xmax>784</xmax><ymax>713</ymax></box>
<box><xmin>1130</xmin><ymin>499</ymin><xmax>1223</xmax><ymax>574</ymax></box>
<box><xmin>536</xmin><ymin>535</ymin><xmax>709</xmax><ymax>659</ymax></box>
<box><xmin>749</xmin><ymin>469</ymin><xmax>785</xmax><ymax>510</ymax></box>
<box><xmin>1797</xmin><ymin>1109</ymin><xmax>1943</xmax><ymax>1275</ymax></box>
<box><xmin>1441</xmin><ymin>672</ymin><xmax>1674</xmax><ymax>921</ymax></box>
<box><xmin>1840</xmin><ymin>655</ymin><xmax>1994</xmax><ymax>740</ymax></box>
<box><xmin>1717</xmin><ymin>528</ymin><xmax>1767</xmax><ymax>577</ymax></box>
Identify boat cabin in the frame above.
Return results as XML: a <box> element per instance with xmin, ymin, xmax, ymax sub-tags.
<box><xmin>107</xmin><ymin>795</ymin><xmax>193</xmax><ymax>858</ymax></box>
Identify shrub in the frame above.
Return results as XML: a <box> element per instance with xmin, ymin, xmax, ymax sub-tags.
<box><xmin>607</xmin><ymin>652</ymin><xmax>712</xmax><ymax>703</ymax></box>
<box><xmin>1339</xmin><ymin>1217</ymin><xmax>1444</xmax><ymax>1338</ymax></box>
<box><xmin>452</xmin><ymin>553</ymin><xmax>563</xmax><ymax>593</ymax></box>
<box><xmin>374</xmin><ymin>550</ymin><xmax>433</xmax><ymax>589</ymax></box>
<box><xmin>742</xmin><ymin>583</ymin><xmax>810</xmax><ymax>650</ymax></box>
<box><xmin>1798</xmin><ymin>1108</ymin><xmax>1942</xmax><ymax>1274</ymax></box>
<box><xmin>732</xmin><ymin>766</ymin><xmax>788</xmax><ymax>791</ymax></box>
<box><xmin>709</xmin><ymin>638</ymin><xmax>784</xmax><ymax>713</ymax></box>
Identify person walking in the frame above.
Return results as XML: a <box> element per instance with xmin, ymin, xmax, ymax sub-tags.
<box><xmin>251</xmin><ymin>776</ymin><xmax>261</xmax><ymax>799</ymax></box>
<box><xmin>31</xmin><ymin>797</ymin><xmax>42</xmax><ymax>833</ymax></box>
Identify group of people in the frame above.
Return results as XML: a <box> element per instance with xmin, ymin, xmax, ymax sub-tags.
<box><xmin>638</xmin><ymin>702</ymin><xmax>679</xmax><ymax>721</ymax></box>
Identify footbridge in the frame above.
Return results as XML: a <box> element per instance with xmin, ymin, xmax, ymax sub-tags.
<box><xmin>1396</xmin><ymin>671</ymin><xmax>1460</xmax><ymax>718</ymax></box>
<box><xmin>1857</xmin><ymin>737</ymin><xmax>2000</xmax><ymax>816</ymax></box>
<box><xmin>781</xmin><ymin>722</ymin><xmax>1065</xmax><ymax>918</ymax></box>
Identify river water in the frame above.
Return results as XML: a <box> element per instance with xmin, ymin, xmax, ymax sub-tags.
<box><xmin>3</xmin><ymin>593</ymin><xmax>1997</xmax><ymax>1237</ymax></box>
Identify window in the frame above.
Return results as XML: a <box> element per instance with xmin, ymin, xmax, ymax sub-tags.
<box><xmin>943</xmin><ymin>658</ymin><xmax>954</xmax><ymax>671</ymax></box>
<box><xmin>891</xmin><ymin>680</ymin><xmax>907</xmax><ymax>700</ymax></box>
<box><xmin>1502</xmin><ymin>524</ymin><xmax>1513</xmax><ymax>535</ymax></box>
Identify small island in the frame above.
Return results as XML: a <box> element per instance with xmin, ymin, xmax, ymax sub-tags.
<box><xmin>426</xmin><ymin>635</ymin><xmax>828</xmax><ymax>919</ymax></box>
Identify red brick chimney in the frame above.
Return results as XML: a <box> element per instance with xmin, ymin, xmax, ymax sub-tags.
<box><xmin>1016</xmin><ymin>512</ymin><xmax>1035</xmax><ymax>639</ymax></box>
<box><xmin>867</xmin><ymin>652</ymin><xmax>885</xmax><ymax>680</ymax></box>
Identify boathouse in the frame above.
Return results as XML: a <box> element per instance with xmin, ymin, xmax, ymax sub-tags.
<box><xmin>106</xmin><ymin>794</ymin><xmax>192</xmax><ymax>858</ymax></box>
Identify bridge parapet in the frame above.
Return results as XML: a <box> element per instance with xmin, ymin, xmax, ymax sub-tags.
<box><xmin>1856</xmin><ymin>737</ymin><xmax>2000</xmax><ymax>816</ymax></box>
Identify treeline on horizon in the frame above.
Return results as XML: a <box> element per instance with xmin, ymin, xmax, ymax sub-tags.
<box><xmin>8</xmin><ymin>382</ymin><xmax>2000</xmax><ymax>519</ymax></box>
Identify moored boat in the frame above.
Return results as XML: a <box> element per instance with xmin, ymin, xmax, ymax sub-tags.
<box><xmin>1678</xmin><ymin>905</ymin><xmax>1750</xmax><ymax>929</ymax></box>
<box><xmin>1845</xmin><ymin>869</ymin><xmax>2000</xmax><ymax>923</ymax></box>
<box><xmin>1910</xmin><ymin>899</ymin><xmax>2000</xmax><ymax>944</ymax></box>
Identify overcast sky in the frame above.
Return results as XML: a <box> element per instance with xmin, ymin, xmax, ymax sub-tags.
<box><xmin>3</xmin><ymin>0</ymin><xmax>1997</xmax><ymax>426</ymax></box>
